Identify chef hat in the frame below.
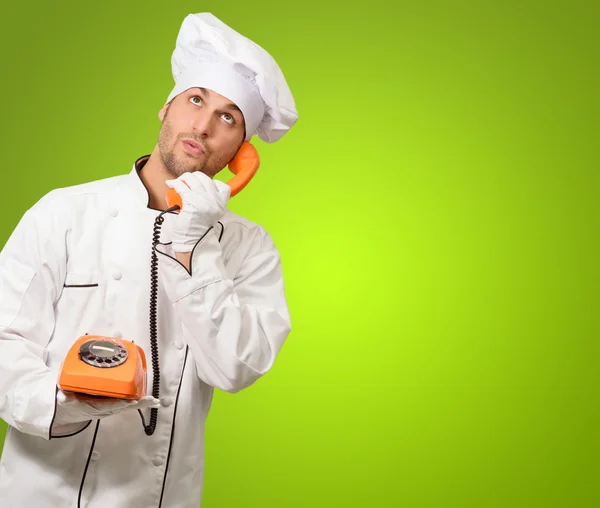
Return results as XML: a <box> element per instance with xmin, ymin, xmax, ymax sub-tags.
<box><xmin>166</xmin><ymin>13</ymin><xmax>298</xmax><ymax>143</ymax></box>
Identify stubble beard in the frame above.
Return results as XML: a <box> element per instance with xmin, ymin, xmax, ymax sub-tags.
<box><xmin>158</xmin><ymin>118</ymin><xmax>210</xmax><ymax>179</ymax></box>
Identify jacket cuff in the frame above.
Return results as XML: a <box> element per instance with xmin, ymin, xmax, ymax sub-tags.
<box><xmin>12</xmin><ymin>371</ymin><xmax>59</xmax><ymax>440</ymax></box>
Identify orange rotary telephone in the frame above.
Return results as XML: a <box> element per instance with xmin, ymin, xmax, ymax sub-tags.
<box><xmin>57</xmin><ymin>141</ymin><xmax>260</xmax><ymax>434</ymax></box>
<box><xmin>58</xmin><ymin>335</ymin><xmax>147</xmax><ymax>399</ymax></box>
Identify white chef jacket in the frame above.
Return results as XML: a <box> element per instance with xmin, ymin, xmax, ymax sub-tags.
<box><xmin>0</xmin><ymin>155</ymin><xmax>291</xmax><ymax>507</ymax></box>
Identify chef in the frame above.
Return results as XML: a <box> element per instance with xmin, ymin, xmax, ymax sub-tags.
<box><xmin>0</xmin><ymin>11</ymin><xmax>297</xmax><ymax>508</ymax></box>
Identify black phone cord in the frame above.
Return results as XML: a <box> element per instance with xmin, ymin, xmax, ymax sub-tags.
<box><xmin>140</xmin><ymin>206</ymin><xmax>179</xmax><ymax>436</ymax></box>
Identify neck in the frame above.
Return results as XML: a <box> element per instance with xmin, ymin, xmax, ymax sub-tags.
<box><xmin>137</xmin><ymin>146</ymin><xmax>172</xmax><ymax>210</ymax></box>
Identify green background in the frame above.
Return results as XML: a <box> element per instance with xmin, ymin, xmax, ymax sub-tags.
<box><xmin>1</xmin><ymin>0</ymin><xmax>598</xmax><ymax>506</ymax></box>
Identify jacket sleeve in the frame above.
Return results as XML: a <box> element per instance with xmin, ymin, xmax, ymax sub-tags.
<box><xmin>156</xmin><ymin>224</ymin><xmax>291</xmax><ymax>393</ymax></box>
<box><xmin>0</xmin><ymin>205</ymin><xmax>66</xmax><ymax>439</ymax></box>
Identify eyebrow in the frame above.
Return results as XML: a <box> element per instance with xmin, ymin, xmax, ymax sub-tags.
<box><xmin>198</xmin><ymin>87</ymin><xmax>242</xmax><ymax>114</ymax></box>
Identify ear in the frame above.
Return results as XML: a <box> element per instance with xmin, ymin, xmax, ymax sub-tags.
<box><xmin>158</xmin><ymin>103</ymin><xmax>169</xmax><ymax>122</ymax></box>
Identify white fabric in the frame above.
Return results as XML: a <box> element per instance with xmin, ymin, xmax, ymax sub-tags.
<box><xmin>166</xmin><ymin>12</ymin><xmax>298</xmax><ymax>143</ymax></box>
<box><xmin>165</xmin><ymin>171</ymin><xmax>231</xmax><ymax>253</ymax></box>
<box><xmin>0</xmin><ymin>159</ymin><xmax>291</xmax><ymax>507</ymax></box>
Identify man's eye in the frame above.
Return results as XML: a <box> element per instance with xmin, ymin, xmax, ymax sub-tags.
<box><xmin>222</xmin><ymin>113</ymin><xmax>234</xmax><ymax>124</ymax></box>
<box><xmin>190</xmin><ymin>96</ymin><xmax>202</xmax><ymax>105</ymax></box>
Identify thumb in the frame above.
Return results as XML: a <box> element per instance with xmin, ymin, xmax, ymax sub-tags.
<box><xmin>86</xmin><ymin>397</ymin><xmax>138</xmax><ymax>412</ymax></box>
<box><xmin>56</xmin><ymin>390</ymin><xmax>77</xmax><ymax>406</ymax></box>
<box><xmin>137</xmin><ymin>396</ymin><xmax>161</xmax><ymax>409</ymax></box>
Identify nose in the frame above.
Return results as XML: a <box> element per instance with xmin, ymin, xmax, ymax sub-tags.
<box><xmin>190</xmin><ymin>109</ymin><xmax>215</xmax><ymax>137</ymax></box>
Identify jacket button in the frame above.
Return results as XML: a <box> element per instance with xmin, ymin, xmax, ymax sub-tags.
<box><xmin>91</xmin><ymin>451</ymin><xmax>100</xmax><ymax>461</ymax></box>
<box><xmin>153</xmin><ymin>456</ymin><xmax>164</xmax><ymax>467</ymax></box>
<box><xmin>109</xmin><ymin>208</ymin><xmax>119</xmax><ymax>217</ymax></box>
<box><xmin>161</xmin><ymin>397</ymin><xmax>173</xmax><ymax>407</ymax></box>
<box><xmin>174</xmin><ymin>339</ymin><xmax>184</xmax><ymax>350</ymax></box>
<box><xmin>112</xmin><ymin>270</ymin><xmax>122</xmax><ymax>280</ymax></box>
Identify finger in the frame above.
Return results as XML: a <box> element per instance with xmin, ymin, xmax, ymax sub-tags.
<box><xmin>137</xmin><ymin>396</ymin><xmax>161</xmax><ymax>409</ymax></box>
<box><xmin>214</xmin><ymin>180</ymin><xmax>231</xmax><ymax>201</ymax></box>
<box><xmin>56</xmin><ymin>390</ymin><xmax>75</xmax><ymax>405</ymax></box>
<box><xmin>73</xmin><ymin>393</ymin><xmax>105</xmax><ymax>404</ymax></box>
<box><xmin>195</xmin><ymin>175</ymin><xmax>227</xmax><ymax>203</ymax></box>
<box><xmin>180</xmin><ymin>171</ymin><xmax>211</xmax><ymax>194</ymax></box>
<box><xmin>138</xmin><ymin>395</ymin><xmax>160</xmax><ymax>402</ymax></box>
<box><xmin>84</xmin><ymin>395</ymin><xmax>136</xmax><ymax>410</ymax></box>
<box><xmin>166</xmin><ymin>178</ymin><xmax>192</xmax><ymax>196</ymax></box>
<box><xmin>201</xmin><ymin>180</ymin><xmax>220</xmax><ymax>204</ymax></box>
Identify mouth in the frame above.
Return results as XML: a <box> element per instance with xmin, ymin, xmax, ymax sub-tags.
<box><xmin>181</xmin><ymin>138</ymin><xmax>205</xmax><ymax>157</ymax></box>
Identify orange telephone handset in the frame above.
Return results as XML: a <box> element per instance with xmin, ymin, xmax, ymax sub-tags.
<box><xmin>58</xmin><ymin>335</ymin><xmax>148</xmax><ymax>400</ymax></box>
<box><xmin>166</xmin><ymin>140</ymin><xmax>260</xmax><ymax>211</ymax></box>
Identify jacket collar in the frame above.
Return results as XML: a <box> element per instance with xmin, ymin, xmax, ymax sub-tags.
<box><xmin>127</xmin><ymin>154</ymin><xmax>156</xmax><ymax>210</ymax></box>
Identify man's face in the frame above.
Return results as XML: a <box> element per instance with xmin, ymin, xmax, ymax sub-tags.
<box><xmin>157</xmin><ymin>87</ymin><xmax>246</xmax><ymax>179</ymax></box>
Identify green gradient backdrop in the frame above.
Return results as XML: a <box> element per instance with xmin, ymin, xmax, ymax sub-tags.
<box><xmin>1</xmin><ymin>1</ymin><xmax>598</xmax><ymax>507</ymax></box>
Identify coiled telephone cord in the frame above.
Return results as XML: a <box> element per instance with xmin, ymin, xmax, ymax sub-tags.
<box><xmin>139</xmin><ymin>206</ymin><xmax>179</xmax><ymax>436</ymax></box>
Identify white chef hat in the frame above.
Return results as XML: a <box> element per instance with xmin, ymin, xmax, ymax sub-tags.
<box><xmin>166</xmin><ymin>13</ymin><xmax>298</xmax><ymax>143</ymax></box>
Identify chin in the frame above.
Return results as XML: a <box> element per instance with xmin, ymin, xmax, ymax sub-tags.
<box><xmin>163</xmin><ymin>145</ymin><xmax>208</xmax><ymax>176</ymax></box>
<box><xmin>163</xmin><ymin>156</ymin><xmax>190</xmax><ymax>177</ymax></box>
